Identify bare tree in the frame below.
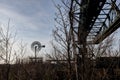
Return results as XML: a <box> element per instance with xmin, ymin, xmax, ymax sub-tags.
<box><xmin>46</xmin><ymin>1</ymin><xmax>74</xmax><ymax>79</ymax></box>
<box><xmin>0</xmin><ymin>20</ymin><xmax>16</xmax><ymax>80</ymax></box>
<box><xmin>14</xmin><ymin>40</ymin><xmax>27</xmax><ymax>63</ymax></box>
<box><xmin>48</xmin><ymin>0</ymin><xmax>120</xmax><ymax>80</ymax></box>
<box><xmin>86</xmin><ymin>33</ymin><xmax>120</xmax><ymax>80</ymax></box>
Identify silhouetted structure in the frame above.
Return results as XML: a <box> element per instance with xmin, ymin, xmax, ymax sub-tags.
<box><xmin>69</xmin><ymin>0</ymin><xmax>120</xmax><ymax>79</ymax></box>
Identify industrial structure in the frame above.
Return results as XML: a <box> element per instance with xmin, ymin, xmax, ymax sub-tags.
<box><xmin>69</xmin><ymin>0</ymin><xmax>120</xmax><ymax>80</ymax></box>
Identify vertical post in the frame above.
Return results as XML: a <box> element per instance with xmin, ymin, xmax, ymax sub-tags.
<box><xmin>69</xmin><ymin>0</ymin><xmax>79</xmax><ymax>79</ymax></box>
<box><xmin>35</xmin><ymin>46</ymin><xmax>37</xmax><ymax>63</ymax></box>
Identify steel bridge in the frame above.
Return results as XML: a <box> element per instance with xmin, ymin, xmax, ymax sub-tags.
<box><xmin>69</xmin><ymin>0</ymin><xmax>120</xmax><ymax>80</ymax></box>
<box><xmin>69</xmin><ymin>0</ymin><xmax>120</xmax><ymax>64</ymax></box>
<box><xmin>70</xmin><ymin>0</ymin><xmax>120</xmax><ymax>44</ymax></box>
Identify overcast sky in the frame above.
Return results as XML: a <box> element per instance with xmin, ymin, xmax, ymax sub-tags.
<box><xmin>0</xmin><ymin>0</ymin><xmax>120</xmax><ymax>59</ymax></box>
<box><xmin>0</xmin><ymin>0</ymin><xmax>59</xmax><ymax>57</ymax></box>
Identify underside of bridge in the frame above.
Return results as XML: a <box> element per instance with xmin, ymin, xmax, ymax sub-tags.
<box><xmin>70</xmin><ymin>0</ymin><xmax>120</xmax><ymax>44</ymax></box>
<box><xmin>78</xmin><ymin>0</ymin><xmax>106</xmax><ymax>44</ymax></box>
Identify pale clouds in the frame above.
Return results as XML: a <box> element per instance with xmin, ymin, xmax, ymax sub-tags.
<box><xmin>0</xmin><ymin>0</ymin><xmax>55</xmax><ymax>31</ymax></box>
<box><xmin>0</xmin><ymin>0</ymin><xmax>56</xmax><ymax>56</ymax></box>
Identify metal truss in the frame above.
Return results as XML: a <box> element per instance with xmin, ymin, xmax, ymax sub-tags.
<box><xmin>90</xmin><ymin>0</ymin><xmax>120</xmax><ymax>44</ymax></box>
<box><xmin>70</xmin><ymin>0</ymin><xmax>120</xmax><ymax>45</ymax></box>
<box><xmin>69</xmin><ymin>0</ymin><xmax>120</xmax><ymax>79</ymax></box>
<box><xmin>69</xmin><ymin>0</ymin><xmax>120</xmax><ymax>68</ymax></box>
<box><xmin>69</xmin><ymin>0</ymin><xmax>107</xmax><ymax>58</ymax></box>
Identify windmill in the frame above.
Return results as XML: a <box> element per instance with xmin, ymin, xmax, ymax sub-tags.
<box><xmin>31</xmin><ymin>41</ymin><xmax>45</xmax><ymax>62</ymax></box>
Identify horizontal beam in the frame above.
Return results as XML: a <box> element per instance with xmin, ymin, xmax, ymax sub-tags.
<box><xmin>93</xmin><ymin>16</ymin><xmax>120</xmax><ymax>44</ymax></box>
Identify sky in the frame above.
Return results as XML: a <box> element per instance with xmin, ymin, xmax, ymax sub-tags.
<box><xmin>0</xmin><ymin>0</ymin><xmax>59</xmax><ymax>57</ymax></box>
<box><xmin>0</xmin><ymin>0</ymin><xmax>120</xmax><ymax>60</ymax></box>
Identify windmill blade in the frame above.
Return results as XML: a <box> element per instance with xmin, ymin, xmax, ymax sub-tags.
<box><xmin>31</xmin><ymin>41</ymin><xmax>42</xmax><ymax>53</ymax></box>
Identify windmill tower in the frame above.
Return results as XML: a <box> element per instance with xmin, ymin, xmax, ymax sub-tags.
<box><xmin>30</xmin><ymin>41</ymin><xmax>45</xmax><ymax>63</ymax></box>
